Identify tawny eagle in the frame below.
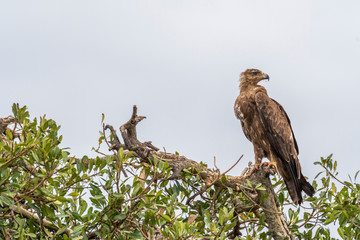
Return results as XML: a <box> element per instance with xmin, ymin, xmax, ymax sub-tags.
<box><xmin>234</xmin><ymin>69</ymin><xmax>314</xmax><ymax>205</ymax></box>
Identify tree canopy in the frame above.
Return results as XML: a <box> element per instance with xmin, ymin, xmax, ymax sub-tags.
<box><xmin>0</xmin><ymin>104</ymin><xmax>359</xmax><ymax>240</ymax></box>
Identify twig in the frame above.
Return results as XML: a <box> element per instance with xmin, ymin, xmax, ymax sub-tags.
<box><xmin>10</xmin><ymin>204</ymin><xmax>73</xmax><ymax>236</ymax></box>
<box><xmin>322</xmin><ymin>164</ymin><xmax>354</xmax><ymax>190</ymax></box>
<box><xmin>221</xmin><ymin>155</ymin><xmax>243</xmax><ymax>176</ymax></box>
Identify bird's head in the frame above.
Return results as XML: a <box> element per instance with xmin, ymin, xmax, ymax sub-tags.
<box><xmin>240</xmin><ymin>69</ymin><xmax>269</xmax><ymax>85</ymax></box>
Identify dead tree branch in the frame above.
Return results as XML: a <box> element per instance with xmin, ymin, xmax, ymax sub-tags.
<box><xmin>0</xmin><ymin>116</ymin><xmax>16</xmax><ymax>134</ymax></box>
<box><xmin>104</xmin><ymin>105</ymin><xmax>295</xmax><ymax>240</ymax></box>
<box><xmin>0</xmin><ymin>107</ymin><xmax>295</xmax><ymax>240</ymax></box>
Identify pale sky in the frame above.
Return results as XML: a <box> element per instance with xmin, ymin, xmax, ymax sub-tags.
<box><xmin>1</xmin><ymin>0</ymin><xmax>360</xmax><ymax>183</ymax></box>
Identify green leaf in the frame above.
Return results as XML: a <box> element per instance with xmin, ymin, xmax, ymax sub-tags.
<box><xmin>246</xmin><ymin>179</ymin><xmax>252</xmax><ymax>188</ymax></box>
<box><xmin>160</xmin><ymin>214</ymin><xmax>172</xmax><ymax>222</ymax></box>
<box><xmin>221</xmin><ymin>175</ymin><xmax>227</xmax><ymax>184</ymax></box>
<box><xmin>355</xmin><ymin>170</ymin><xmax>360</xmax><ymax>181</ymax></box>
<box><xmin>0</xmin><ymin>195</ymin><xmax>14</xmax><ymax>208</ymax></box>
<box><xmin>278</xmin><ymin>191</ymin><xmax>284</xmax><ymax>205</ymax></box>
<box><xmin>56</xmin><ymin>227</ymin><xmax>68</xmax><ymax>236</ymax></box>
<box><xmin>5</xmin><ymin>129</ymin><xmax>13</xmax><ymax>140</ymax></box>
<box><xmin>113</xmin><ymin>214</ymin><xmax>127</xmax><ymax>220</ymax></box>
<box><xmin>119</xmin><ymin>147</ymin><xmax>124</xmax><ymax>160</ymax></box>
<box><xmin>68</xmin><ymin>192</ymin><xmax>79</xmax><ymax>197</ymax></box>
<box><xmin>129</xmin><ymin>231</ymin><xmax>143</xmax><ymax>239</ymax></box>
<box><xmin>0</xmin><ymin>168</ymin><xmax>10</xmax><ymax>185</ymax></box>
<box><xmin>337</xmin><ymin>227</ymin><xmax>345</xmax><ymax>239</ymax></box>
<box><xmin>223</xmin><ymin>220</ymin><xmax>237</xmax><ymax>233</ymax></box>
<box><xmin>79</xmin><ymin>199</ymin><xmax>88</xmax><ymax>215</ymax></box>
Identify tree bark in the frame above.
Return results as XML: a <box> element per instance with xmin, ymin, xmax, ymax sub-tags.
<box><xmin>0</xmin><ymin>107</ymin><xmax>296</xmax><ymax>239</ymax></box>
<box><xmin>105</xmin><ymin>105</ymin><xmax>296</xmax><ymax>240</ymax></box>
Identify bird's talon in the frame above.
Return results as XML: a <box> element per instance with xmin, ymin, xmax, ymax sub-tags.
<box><xmin>262</xmin><ymin>162</ymin><xmax>277</xmax><ymax>172</ymax></box>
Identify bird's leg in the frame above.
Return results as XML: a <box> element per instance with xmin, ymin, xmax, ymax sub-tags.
<box><xmin>254</xmin><ymin>157</ymin><xmax>262</xmax><ymax>171</ymax></box>
<box><xmin>254</xmin><ymin>145</ymin><xmax>263</xmax><ymax>171</ymax></box>
<box><xmin>247</xmin><ymin>146</ymin><xmax>263</xmax><ymax>176</ymax></box>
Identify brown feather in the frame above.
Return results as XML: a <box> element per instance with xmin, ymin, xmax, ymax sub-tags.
<box><xmin>234</xmin><ymin>69</ymin><xmax>314</xmax><ymax>205</ymax></box>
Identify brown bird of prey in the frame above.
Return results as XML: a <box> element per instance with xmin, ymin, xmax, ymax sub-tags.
<box><xmin>234</xmin><ymin>69</ymin><xmax>314</xmax><ymax>205</ymax></box>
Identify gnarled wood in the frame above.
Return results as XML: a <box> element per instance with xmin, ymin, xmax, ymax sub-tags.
<box><xmin>104</xmin><ymin>105</ymin><xmax>295</xmax><ymax>240</ymax></box>
<box><xmin>0</xmin><ymin>106</ymin><xmax>295</xmax><ymax>240</ymax></box>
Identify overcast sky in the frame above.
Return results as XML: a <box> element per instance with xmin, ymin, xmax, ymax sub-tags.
<box><xmin>1</xmin><ymin>1</ymin><xmax>360</xmax><ymax>184</ymax></box>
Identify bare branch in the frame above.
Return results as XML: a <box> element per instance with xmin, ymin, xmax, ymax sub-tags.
<box><xmin>104</xmin><ymin>105</ymin><xmax>296</xmax><ymax>240</ymax></box>
<box><xmin>0</xmin><ymin>116</ymin><xmax>16</xmax><ymax>134</ymax></box>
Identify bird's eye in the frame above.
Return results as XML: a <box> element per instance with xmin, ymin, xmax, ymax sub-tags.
<box><xmin>251</xmin><ymin>72</ymin><xmax>258</xmax><ymax>75</ymax></box>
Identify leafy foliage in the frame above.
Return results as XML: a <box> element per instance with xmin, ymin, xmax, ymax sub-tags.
<box><xmin>0</xmin><ymin>104</ymin><xmax>359</xmax><ymax>239</ymax></box>
<box><xmin>284</xmin><ymin>154</ymin><xmax>360</xmax><ymax>240</ymax></box>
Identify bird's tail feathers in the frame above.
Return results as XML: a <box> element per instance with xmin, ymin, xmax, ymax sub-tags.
<box><xmin>277</xmin><ymin>155</ymin><xmax>315</xmax><ymax>205</ymax></box>
<box><xmin>283</xmin><ymin>178</ymin><xmax>302</xmax><ymax>205</ymax></box>
<box><xmin>300</xmin><ymin>175</ymin><xmax>315</xmax><ymax>197</ymax></box>
<box><xmin>281</xmin><ymin>157</ymin><xmax>303</xmax><ymax>205</ymax></box>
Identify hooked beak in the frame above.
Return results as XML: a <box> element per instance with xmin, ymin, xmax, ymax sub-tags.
<box><xmin>262</xmin><ymin>72</ymin><xmax>270</xmax><ymax>81</ymax></box>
